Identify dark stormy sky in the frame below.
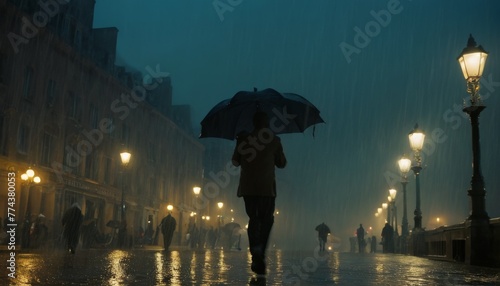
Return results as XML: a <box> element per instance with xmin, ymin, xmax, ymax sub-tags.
<box><xmin>94</xmin><ymin>0</ymin><xmax>500</xmax><ymax>249</ymax></box>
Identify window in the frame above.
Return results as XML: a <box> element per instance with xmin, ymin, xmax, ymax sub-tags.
<box><xmin>121</xmin><ymin>123</ymin><xmax>129</xmax><ymax>146</ymax></box>
<box><xmin>46</xmin><ymin>79</ymin><xmax>56</xmax><ymax>107</ymax></box>
<box><xmin>40</xmin><ymin>133</ymin><xmax>53</xmax><ymax>166</ymax></box>
<box><xmin>103</xmin><ymin>157</ymin><xmax>111</xmax><ymax>184</ymax></box>
<box><xmin>68</xmin><ymin>92</ymin><xmax>81</xmax><ymax>120</ymax></box>
<box><xmin>17</xmin><ymin>124</ymin><xmax>30</xmax><ymax>153</ymax></box>
<box><xmin>22</xmin><ymin>66</ymin><xmax>34</xmax><ymax>100</ymax></box>
<box><xmin>89</xmin><ymin>103</ymin><xmax>99</xmax><ymax>129</ymax></box>
<box><xmin>84</xmin><ymin>154</ymin><xmax>92</xmax><ymax>179</ymax></box>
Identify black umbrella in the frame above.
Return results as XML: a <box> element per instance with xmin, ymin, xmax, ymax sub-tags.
<box><xmin>200</xmin><ymin>88</ymin><xmax>324</xmax><ymax>140</ymax></box>
<box><xmin>315</xmin><ymin>223</ymin><xmax>331</xmax><ymax>234</ymax></box>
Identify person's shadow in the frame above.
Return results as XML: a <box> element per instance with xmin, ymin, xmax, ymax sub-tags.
<box><xmin>249</xmin><ymin>276</ymin><xmax>266</xmax><ymax>285</ymax></box>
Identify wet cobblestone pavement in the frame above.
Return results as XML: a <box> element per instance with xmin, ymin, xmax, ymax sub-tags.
<box><xmin>1</xmin><ymin>247</ymin><xmax>499</xmax><ymax>285</ymax></box>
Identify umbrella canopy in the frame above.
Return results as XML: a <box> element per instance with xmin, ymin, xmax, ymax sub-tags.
<box><xmin>200</xmin><ymin>88</ymin><xmax>324</xmax><ymax>140</ymax></box>
<box><xmin>315</xmin><ymin>223</ymin><xmax>331</xmax><ymax>234</ymax></box>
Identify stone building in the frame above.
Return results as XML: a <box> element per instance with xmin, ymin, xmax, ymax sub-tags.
<box><xmin>0</xmin><ymin>0</ymin><xmax>204</xmax><ymax>247</ymax></box>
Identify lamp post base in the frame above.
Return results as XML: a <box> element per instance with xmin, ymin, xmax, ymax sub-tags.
<box><xmin>466</xmin><ymin>216</ymin><xmax>492</xmax><ymax>266</ymax></box>
<box><xmin>410</xmin><ymin>228</ymin><xmax>426</xmax><ymax>256</ymax></box>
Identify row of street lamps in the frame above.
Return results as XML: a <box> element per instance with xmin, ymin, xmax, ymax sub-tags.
<box><xmin>373</xmin><ymin>35</ymin><xmax>491</xmax><ymax>261</ymax></box>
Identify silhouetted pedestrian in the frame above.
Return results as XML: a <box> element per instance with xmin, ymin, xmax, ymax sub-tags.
<box><xmin>381</xmin><ymin>223</ymin><xmax>394</xmax><ymax>253</ymax></box>
<box><xmin>31</xmin><ymin>214</ymin><xmax>48</xmax><ymax>249</ymax></box>
<box><xmin>315</xmin><ymin>222</ymin><xmax>331</xmax><ymax>251</ymax></box>
<box><xmin>117</xmin><ymin>219</ymin><xmax>127</xmax><ymax>248</ymax></box>
<box><xmin>21</xmin><ymin>213</ymin><xmax>31</xmax><ymax>249</ymax></box>
<box><xmin>160</xmin><ymin>214</ymin><xmax>176</xmax><ymax>250</ymax></box>
<box><xmin>370</xmin><ymin>235</ymin><xmax>377</xmax><ymax>253</ymax></box>
<box><xmin>357</xmin><ymin>224</ymin><xmax>365</xmax><ymax>253</ymax></box>
<box><xmin>207</xmin><ymin>227</ymin><xmax>217</xmax><ymax>249</ymax></box>
<box><xmin>62</xmin><ymin>203</ymin><xmax>83</xmax><ymax>254</ymax></box>
<box><xmin>232</xmin><ymin>111</ymin><xmax>287</xmax><ymax>275</ymax></box>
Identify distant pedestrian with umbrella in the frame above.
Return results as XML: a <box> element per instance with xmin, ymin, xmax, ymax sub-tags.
<box><xmin>315</xmin><ymin>222</ymin><xmax>331</xmax><ymax>251</ymax></box>
<box><xmin>62</xmin><ymin>203</ymin><xmax>83</xmax><ymax>254</ymax></box>
<box><xmin>232</xmin><ymin>111</ymin><xmax>287</xmax><ymax>275</ymax></box>
<box><xmin>160</xmin><ymin>213</ymin><xmax>176</xmax><ymax>250</ymax></box>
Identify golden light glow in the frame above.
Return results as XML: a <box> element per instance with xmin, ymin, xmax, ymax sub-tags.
<box><xmin>398</xmin><ymin>155</ymin><xmax>412</xmax><ymax>174</ymax></box>
<box><xmin>120</xmin><ymin>151</ymin><xmax>131</xmax><ymax>165</ymax></box>
<box><xmin>457</xmin><ymin>35</ymin><xmax>488</xmax><ymax>80</ymax></box>
<box><xmin>193</xmin><ymin>186</ymin><xmax>201</xmax><ymax>195</ymax></box>
<box><xmin>409</xmin><ymin>129</ymin><xmax>425</xmax><ymax>152</ymax></box>
<box><xmin>389</xmin><ymin>189</ymin><xmax>397</xmax><ymax>200</ymax></box>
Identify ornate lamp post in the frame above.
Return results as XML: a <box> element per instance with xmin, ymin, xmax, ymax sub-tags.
<box><xmin>120</xmin><ymin>151</ymin><xmax>131</xmax><ymax>221</ymax></box>
<box><xmin>398</xmin><ymin>155</ymin><xmax>411</xmax><ymax>254</ymax></box>
<box><xmin>389</xmin><ymin>189</ymin><xmax>398</xmax><ymax>235</ymax></box>
<box><xmin>20</xmin><ymin>168</ymin><xmax>41</xmax><ymax>215</ymax></box>
<box><xmin>20</xmin><ymin>167</ymin><xmax>41</xmax><ymax>249</ymax></box>
<box><xmin>409</xmin><ymin>124</ymin><xmax>425</xmax><ymax>256</ymax></box>
<box><xmin>408</xmin><ymin>124</ymin><xmax>425</xmax><ymax>230</ymax></box>
<box><xmin>382</xmin><ymin>203</ymin><xmax>388</xmax><ymax>223</ymax></box>
<box><xmin>457</xmin><ymin>34</ymin><xmax>491</xmax><ymax>266</ymax></box>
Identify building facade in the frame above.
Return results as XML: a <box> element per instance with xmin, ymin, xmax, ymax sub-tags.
<box><xmin>0</xmin><ymin>0</ymin><xmax>204</xmax><ymax>247</ymax></box>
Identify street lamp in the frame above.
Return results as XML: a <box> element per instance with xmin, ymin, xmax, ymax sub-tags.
<box><xmin>382</xmin><ymin>203</ymin><xmax>388</xmax><ymax>223</ymax></box>
<box><xmin>457</xmin><ymin>34</ymin><xmax>490</xmax><ymax>266</ymax></box>
<box><xmin>21</xmin><ymin>167</ymin><xmax>41</xmax><ymax>213</ymax></box>
<box><xmin>120</xmin><ymin>151</ymin><xmax>131</xmax><ymax>221</ymax></box>
<box><xmin>457</xmin><ymin>35</ymin><xmax>489</xmax><ymax>221</ymax></box>
<box><xmin>398</xmin><ymin>155</ymin><xmax>411</xmax><ymax>237</ymax></box>
<box><xmin>167</xmin><ymin>204</ymin><xmax>173</xmax><ymax>213</ymax></box>
<box><xmin>389</xmin><ymin>188</ymin><xmax>398</xmax><ymax>235</ymax></box>
<box><xmin>409</xmin><ymin>124</ymin><xmax>425</xmax><ymax>230</ymax></box>
<box><xmin>20</xmin><ymin>167</ymin><xmax>41</xmax><ymax>249</ymax></box>
<box><xmin>398</xmin><ymin>155</ymin><xmax>411</xmax><ymax>254</ymax></box>
<box><xmin>193</xmin><ymin>186</ymin><xmax>201</xmax><ymax>196</ymax></box>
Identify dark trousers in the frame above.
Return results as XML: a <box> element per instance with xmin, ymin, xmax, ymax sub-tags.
<box><xmin>244</xmin><ymin>196</ymin><xmax>275</xmax><ymax>258</ymax></box>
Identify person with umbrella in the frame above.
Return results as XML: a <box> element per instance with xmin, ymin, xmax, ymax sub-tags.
<box><xmin>62</xmin><ymin>203</ymin><xmax>83</xmax><ymax>254</ymax></box>
<box><xmin>232</xmin><ymin>111</ymin><xmax>287</xmax><ymax>275</ymax></box>
<box><xmin>160</xmin><ymin>213</ymin><xmax>176</xmax><ymax>250</ymax></box>
<box><xmin>315</xmin><ymin>222</ymin><xmax>331</xmax><ymax>252</ymax></box>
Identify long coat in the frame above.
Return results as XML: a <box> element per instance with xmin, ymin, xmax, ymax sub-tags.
<box><xmin>232</xmin><ymin>130</ymin><xmax>287</xmax><ymax>197</ymax></box>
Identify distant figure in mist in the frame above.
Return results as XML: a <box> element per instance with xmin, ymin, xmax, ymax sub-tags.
<box><xmin>315</xmin><ymin>222</ymin><xmax>331</xmax><ymax>251</ymax></box>
<box><xmin>62</xmin><ymin>203</ymin><xmax>83</xmax><ymax>254</ymax></box>
<box><xmin>357</xmin><ymin>224</ymin><xmax>366</xmax><ymax>253</ymax></box>
<box><xmin>381</xmin><ymin>223</ymin><xmax>394</xmax><ymax>253</ymax></box>
<box><xmin>31</xmin><ymin>214</ymin><xmax>48</xmax><ymax>249</ymax></box>
<box><xmin>160</xmin><ymin>214</ymin><xmax>176</xmax><ymax>250</ymax></box>
<box><xmin>370</xmin><ymin>235</ymin><xmax>377</xmax><ymax>253</ymax></box>
<box><xmin>232</xmin><ymin>111</ymin><xmax>287</xmax><ymax>275</ymax></box>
